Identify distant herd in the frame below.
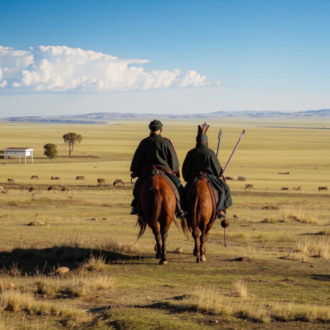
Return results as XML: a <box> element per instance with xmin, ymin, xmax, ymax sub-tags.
<box><xmin>5</xmin><ymin>176</ymin><xmax>126</xmax><ymax>187</ymax></box>
<box><xmin>3</xmin><ymin>176</ymin><xmax>328</xmax><ymax>192</ymax></box>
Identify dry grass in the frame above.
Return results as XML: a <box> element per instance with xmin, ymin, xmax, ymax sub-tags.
<box><xmin>282</xmin><ymin>206</ymin><xmax>319</xmax><ymax>224</ymax></box>
<box><xmin>170</xmin><ymin>285</ymin><xmax>330</xmax><ymax>323</ymax></box>
<box><xmin>233</xmin><ymin>280</ymin><xmax>248</xmax><ymax>298</ymax></box>
<box><xmin>261</xmin><ymin>217</ymin><xmax>277</xmax><ymax>223</ymax></box>
<box><xmin>35</xmin><ymin>274</ymin><xmax>114</xmax><ymax>298</ymax></box>
<box><xmin>1</xmin><ymin>120</ymin><xmax>330</xmax><ymax>328</ymax></box>
<box><xmin>282</xmin><ymin>236</ymin><xmax>330</xmax><ymax>260</ymax></box>
<box><xmin>79</xmin><ymin>254</ymin><xmax>108</xmax><ymax>272</ymax></box>
<box><xmin>0</xmin><ymin>290</ymin><xmax>89</xmax><ymax>321</ymax></box>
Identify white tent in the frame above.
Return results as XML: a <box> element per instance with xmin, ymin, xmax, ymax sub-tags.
<box><xmin>4</xmin><ymin>148</ymin><xmax>34</xmax><ymax>164</ymax></box>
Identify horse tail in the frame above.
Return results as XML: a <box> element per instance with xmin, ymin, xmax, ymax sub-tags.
<box><xmin>180</xmin><ymin>216</ymin><xmax>189</xmax><ymax>237</ymax></box>
<box><xmin>195</xmin><ymin>185</ymin><xmax>201</xmax><ymax>229</ymax></box>
<box><xmin>187</xmin><ymin>181</ymin><xmax>200</xmax><ymax>231</ymax></box>
<box><xmin>136</xmin><ymin>216</ymin><xmax>147</xmax><ymax>239</ymax></box>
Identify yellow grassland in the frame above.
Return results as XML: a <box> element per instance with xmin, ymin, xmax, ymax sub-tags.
<box><xmin>0</xmin><ymin>119</ymin><xmax>329</xmax><ymax>329</ymax></box>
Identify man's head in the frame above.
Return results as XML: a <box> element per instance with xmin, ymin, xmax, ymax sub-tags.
<box><xmin>149</xmin><ymin>119</ymin><xmax>163</xmax><ymax>134</ymax></box>
<box><xmin>196</xmin><ymin>122</ymin><xmax>209</xmax><ymax>144</ymax></box>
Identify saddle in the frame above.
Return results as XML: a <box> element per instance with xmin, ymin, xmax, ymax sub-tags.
<box><xmin>137</xmin><ymin>167</ymin><xmax>180</xmax><ymax>214</ymax></box>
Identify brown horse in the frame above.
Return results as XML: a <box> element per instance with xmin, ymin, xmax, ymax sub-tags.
<box><xmin>136</xmin><ymin>170</ymin><xmax>184</xmax><ymax>264</ymax></box>
<box><xmin>185</xmin><ymin>175</ymin><xmax>216</xmax><ymax>263</ymax></box>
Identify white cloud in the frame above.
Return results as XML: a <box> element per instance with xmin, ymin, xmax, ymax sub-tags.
<box><xmin>0</xmin><ymin>45</ymin><xmax>208</xmax><ymax>92</ymax></box>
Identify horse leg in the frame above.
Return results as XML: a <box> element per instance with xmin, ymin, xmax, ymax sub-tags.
<box><xmin>159</xmin><ymin>226</ymin><xmax>168</xmax><ymax>265</ymax></box>
<box><xmin>192</xmin><ymin>229</ymin><xmax>201</xmax><ymax>262</ymax></box>
<box><xmin>200</xmin><ymin>224</ymin><xmax>213</xmax><ymax>262</ymax></box>
<box><xmin>200</xmin><ymin>234</ymin><xmax>207</xmax><ymax>262</ymax></box>
<box><xmin>152</xmin><ymin>227</ymin><xmax>162</xmax><ymax>259</ymax></box>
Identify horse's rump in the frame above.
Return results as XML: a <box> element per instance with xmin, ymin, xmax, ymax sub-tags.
<box><xmin>137</xmin><ymin>170</ymin><xmax>176</xmax><ymax>238</ymax></box>
<box><xmin>185</xmin><ymin>175</ymin><xmax>217</xmax><ymax>263</ymax></box>
<box><xmin>185</xmin><ymin>175</ymin><xmax>216</xmax><ymax>228</ymax></box>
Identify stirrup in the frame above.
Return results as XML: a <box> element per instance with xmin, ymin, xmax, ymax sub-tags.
<box><xmin>176</xmin><ymin>210</ymin><xmax>186</xmax><ymax>219</ymax></box>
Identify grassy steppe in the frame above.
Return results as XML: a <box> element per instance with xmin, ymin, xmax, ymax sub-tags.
<box><xmin>0</xmin><ymin>120</ymin><xmax>329</xmax><ymax>329</ymax></box>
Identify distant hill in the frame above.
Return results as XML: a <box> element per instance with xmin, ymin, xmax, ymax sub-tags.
<box><xmin>1</xmin><ymin>109</ymin><xmax>330</xmax><ymax>123</ymax></box>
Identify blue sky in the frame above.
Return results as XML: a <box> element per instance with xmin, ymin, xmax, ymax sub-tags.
<box><xmin>1</xmin><ymin>0</ymin><xmax>330</xmax><ymax>117</ymax></box>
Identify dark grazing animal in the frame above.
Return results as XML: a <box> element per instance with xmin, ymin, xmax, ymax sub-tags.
<box><xmin>76</xmin><ymin>176</ymin><xmax>85</xmax><ymax>180</ymax></box>
<box><xmin>318</xmin><ymin>186</ymin><xmax>328</xmax><ymax>191</ymax></box>
<box><xmin>113</xmin><ymin>178</ymin><xmax>125</xmax><ymax>186</ymax></box>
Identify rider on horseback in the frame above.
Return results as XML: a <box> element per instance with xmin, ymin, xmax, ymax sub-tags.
<box><xmin>130</xmin><ymin>119</ymin><xmax>186</xmax><ymax>219</ymax></box>
<box><xmin>182</xmin><ymin>123</ymin><xmax>232</xmax><ymax>220</ymax></box>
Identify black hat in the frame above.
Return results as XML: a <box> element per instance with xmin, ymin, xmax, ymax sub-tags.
<box><xmin>196</xmin><ymin>122</ymin><xmax>209</xmax><ymax>143</ymax></box>
<box><xmin>149</xmin><ymin>119</ymin><xmax>163</xmax><ymax>131</ymax></box>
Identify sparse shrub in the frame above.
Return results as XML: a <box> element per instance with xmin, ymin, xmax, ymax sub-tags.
<box><xmin>34</xmin><ymin>274</ymin><xmax>114</xmax><ymax>298</ymax></box>
<box><xmin>0</xmin><ymin>290</ymin><xmax>90</xmax><ymax>324</ymax></box>
<box><xmin>80</xmin><ymin>254</ymin><xmax>107</xmax><ymax>272</ymax></box>
<box><xmin>233</xmin><ymin>280</ymin><xmax>248</xmax><ymax>298</ymax></box>
<box><xmin>8</xmin><ymin>263</ymin><xmax>22</xmax><ymax>277</ymax></box>
<box><xmin>283</xmin><ymin>237</ymin><xmax>330</xmax><ymax>260</ymax></box>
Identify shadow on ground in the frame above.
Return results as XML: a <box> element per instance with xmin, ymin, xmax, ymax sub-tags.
<box><xmin>0</xmin><ymin>246</ymin><xmax>143</xmax><ymax>274</ymax></box>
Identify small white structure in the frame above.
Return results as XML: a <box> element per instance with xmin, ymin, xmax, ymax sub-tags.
<box><xmin>4</xmin><ymin>148</ymin><xmax>34</xmax><ymax>164</ymax></box>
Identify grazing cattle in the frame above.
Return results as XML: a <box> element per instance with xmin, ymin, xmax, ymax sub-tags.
<box><xmin>238</xmin><ymin>176</ymin><xmax>246</xmax><ymax>181</ymax></box>
<box><xmin>281</xmin><ymin>187</ymin><xmax>289</xmax><ymax>190</ymax></box>
<box><xmin>113</xmin><ymin>178</ymin><xmax>125</xmax><ymax>186</ymax></box>
<box><xmin>226</xmin><ymin>176</ymin><xmax>234</xmax><ymax>180</ymax></box>
<box><xmin>278</xmin><ymin>172</ymin><xmax>290</xmax><ymax>175</ymax></box>
<box><xmin>97</xmin><ymin>178</ymin><xmax>106</xmax><ymax>186</ymax></box>
<box><xmin>7</xmin><ymin>178</ymin><xmax>14</xmax><ymax>184</ymax></box>
<box><xmin>31</xmin><ymin>176</ymin><xmax>39</xmax><ymax>180</ymax></box>
<box><xmin>245</xmin><ymin>184</ymin><xmax>254</xmax><ymax>189</ymax></box>
<box><xmin>318</xmin><ymin>186</ymin><xmax>328</xmax><ymax>191</ymax></box>
<box><xmin>293</xmin><ymin>186</ymin><xmax>301</xmax><ymax>191</ymax></box>
<box><xmin>51</xmin><ymin>176</ymin><xmax>61</xmax><ymax>180</ymax></box>
<box><xmin>48</xmin><ymin>186</ymin><xmax>59</xmax><ymax>191</ymax></box>
<box><xmin>76</xmin><ymin>176</ymin><xmax>85</xmax><ymax>180</ymax></box>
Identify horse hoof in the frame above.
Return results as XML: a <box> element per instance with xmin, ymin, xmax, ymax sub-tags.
<box><xmin>201</xmin><ymin>255</ymin><xmax>206</xmax><ymax>262</ymax></box>
<box><xmin>156</xmin><ymin>254</ymin><xmax>161</xmax><ymax>259</ymax></box>
<box><xmin>196</xmin><ymin>257</ymin><xmax>200</xmax><ymax>263</ymax></box>
<box><xmin>159</xmin><ymin>260</ymin><xmax>168</xmax><ymax>265</ymax></box>
<box><xmin>193</xmin><ymin>250</ymin><xmax>198</xmax><ymax>256</ymax></box>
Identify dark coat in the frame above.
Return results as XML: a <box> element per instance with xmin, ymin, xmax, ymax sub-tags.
<box><xmin>130</xmin><ymin>134</ymin><xmax>179</xmax><ymax>175</ymax></box>
<box><xmin>182</xmin><ymin>144</ymin><xmax>232</xmax><ymax>210</ymax></box>
<box><xmin>182</xmin><ymin>144</ymin><xmax>222</xmax><ymax>182</ymax></box>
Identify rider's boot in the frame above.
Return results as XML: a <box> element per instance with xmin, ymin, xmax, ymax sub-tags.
<box><xmin>176</xmin><ymin>200</ymin><xmax>186</xmax><ymax>219</ymax></box>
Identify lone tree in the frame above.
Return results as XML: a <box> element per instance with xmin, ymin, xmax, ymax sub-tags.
<box><xmin>44</xmin><ymin>143</ymin><xmax>58</xmax><ymax>160</ymax></box>
<box><xmin>63</xmin><ymin>132</ymin><xmax>82</xmax><ymax>156</ymax></box>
